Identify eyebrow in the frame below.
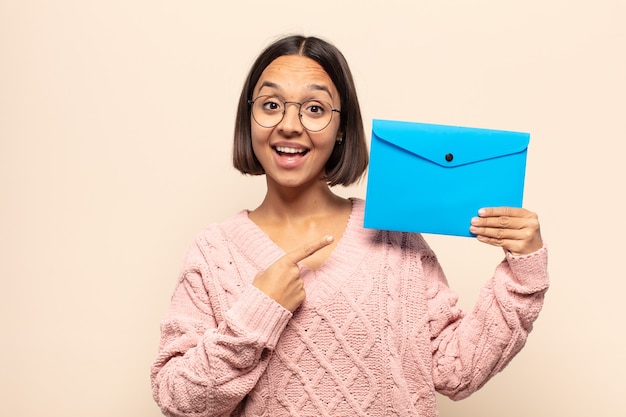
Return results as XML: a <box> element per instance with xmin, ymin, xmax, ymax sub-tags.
<box><xmin>310</xmin><ymin>83</ymin><xmax>334</xmax><ymax>99</ymax></box>
<box><xmin>257</xmin><ymin>81</ymin><xmax>335</xmax><ymax>100</ymax></box>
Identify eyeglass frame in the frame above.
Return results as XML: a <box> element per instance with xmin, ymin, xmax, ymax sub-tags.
<box><xmin>248</xmin><ymin>95</ymin><xmax>341</xmax><ymax>132</ymax></box>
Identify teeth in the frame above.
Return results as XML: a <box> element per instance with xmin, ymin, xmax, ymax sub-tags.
<box><xmin>275</xmin><ymin>146</ymin><xmax>306</xmax><ymax>154</ymax></box>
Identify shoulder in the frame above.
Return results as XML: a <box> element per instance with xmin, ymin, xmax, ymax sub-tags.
<box><xmin>181</xmin><ymin>210</ymin><xmax>251</xmax><ymax>268</ymax></box>
<box><xmin>184</xmin><ymin>208</ymin><xmax>283</xmax><ymax>275</ymax></box>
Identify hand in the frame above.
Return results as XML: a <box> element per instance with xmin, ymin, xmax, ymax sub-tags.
<box><xmin>252</xmin><ymin>235</ymin><xmax>334</xmax><ymax>312</ymax></box>
<box><xmin>470</xmin><ymin>207</ymin><xmax>543</xmax><ymax>256</ymax></box>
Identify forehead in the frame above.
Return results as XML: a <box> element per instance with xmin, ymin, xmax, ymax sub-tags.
<box><xmin>254</xmin><ymin>55</ymin><xmax>337</xmax><ymax>98</ymax></box>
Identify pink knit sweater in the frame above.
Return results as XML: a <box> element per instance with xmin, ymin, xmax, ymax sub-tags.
<box><xmin>151</xmin><ymin>198</ymin><xmax>549</xmax><ymax>417</ymax></box>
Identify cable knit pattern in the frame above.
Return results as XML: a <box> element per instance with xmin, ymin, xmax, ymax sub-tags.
<box><xmin>151</xmin><ymin>198</ymin><xmax>549</xmax><ymax>417</ymax></box>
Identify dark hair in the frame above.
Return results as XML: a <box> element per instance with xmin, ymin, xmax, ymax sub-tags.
<box><xmin>233</xmin><ymin>35</ymin><xmax>368</xmax><ymax>187</ymax></box>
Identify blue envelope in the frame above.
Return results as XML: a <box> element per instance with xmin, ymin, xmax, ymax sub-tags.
<box><xmin>363</xmin><ymin>119</ymin><xmax>530</xmax><ymax>237</ymax></box>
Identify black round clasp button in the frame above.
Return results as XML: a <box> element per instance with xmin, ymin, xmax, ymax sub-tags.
<box><xmin>445</xmin><ymin>153</ymin><xmax>454</xmax><ymax>162</ymax></box>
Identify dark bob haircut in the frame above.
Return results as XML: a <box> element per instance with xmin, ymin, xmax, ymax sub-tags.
<box><xmin>233</xmin><ymin>35</ymin><xmax>368</xmax><ymax>187</ymax></box>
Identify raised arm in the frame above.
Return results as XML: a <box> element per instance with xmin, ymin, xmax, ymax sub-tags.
<box><xmin>425</xmin><ymin>238</ymin><xmax>549</xmax><ymax>399</ymax></box>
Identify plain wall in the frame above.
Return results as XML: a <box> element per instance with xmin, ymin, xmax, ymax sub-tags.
<box><xmin>1</xmin><ymin>1</ymin><xmax>624</xmax><ymax>416</ymax></box>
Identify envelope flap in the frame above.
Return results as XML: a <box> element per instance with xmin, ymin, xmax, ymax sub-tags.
<box><xmin>372</xmin><ymin>119</ymin><xmax>530</xmax><ymax>167</ymax></box>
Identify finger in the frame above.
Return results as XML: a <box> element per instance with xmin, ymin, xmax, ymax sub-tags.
<box><xmin>473</xmin><ymin>221</ymin><xmax>526</xmax><ymax>247</ymax></box>
<box><xmin>472</xmin><ymin>210</ymin><xmax>538</xmax><ymax>231</ymax></box>
<box><xmin>284</xmin><ymin>235</ymin><xmax>334</xmax><ymax>264</ymax></box>
<box><xmin>475</xmin><ymin>231</ymin><xmax>542</xmax><ymax>255</ymax></box>
<box><xmin>471</xmin><ymin>215</ymin><xmax>521</xmax><ymax>231</ymax></box>
<box><xmin>478</xmin><ymin>206</ymin><xmax>534</xmax><ymax>219</ymax></box>
<box><xmin>472</xmin><ymin>225</ymin><xmax>517</xmax><ymax>241</ymax></box>
<box><xmin>471</xmin><ymin>215</ymin><xmax>543</xmax><ymax>255</ymax></box>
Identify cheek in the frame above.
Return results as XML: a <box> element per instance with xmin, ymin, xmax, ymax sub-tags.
<box><xmin>250</xmin><ymin>125</ymin><xmax>270</xmax><ymax>152</ymax></box>
<box><xmin>314</xmin><ymin>129</ymin><xmax>341</xmax><ymax>151</ymax></box>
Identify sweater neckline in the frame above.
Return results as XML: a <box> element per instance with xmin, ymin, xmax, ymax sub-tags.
<box><xmin>223</xmin><ymin>198</ymin><xmax>374</xmax><ymax>279</ymax></box>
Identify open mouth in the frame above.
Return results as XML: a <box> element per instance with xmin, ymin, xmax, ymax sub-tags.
<box><xmin>274</xmin><ymin>146</ymin><xmax>309</xmax><ymax>157</ymax></box>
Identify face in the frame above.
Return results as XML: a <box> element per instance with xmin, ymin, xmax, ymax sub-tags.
<box><xmin>250</xmin><ymin>55</ymin><xmax>342</xmax><ymax>190</ymax></box>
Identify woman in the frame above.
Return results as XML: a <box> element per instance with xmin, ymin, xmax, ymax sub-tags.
<box><xmin>151</xmin><ymin>35</ymin><xmax>548</xmax><ymax>417</ymax></box>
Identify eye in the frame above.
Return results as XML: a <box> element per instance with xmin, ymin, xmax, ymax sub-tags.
<box><xmin>303</xmin><ymin>100</ymin><xmax>329</xmax><ymax>118</ymax></box>
<box><xmin>259</xmin><ymin>96</ymin><xmax>283</xmax><ymax>112</ymax></box>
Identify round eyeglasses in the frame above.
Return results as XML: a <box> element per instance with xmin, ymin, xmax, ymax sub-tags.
<box><xmin>248</xmin><ymin>95</ymin><xmax>341</xmax><ymax>132</ymax></box>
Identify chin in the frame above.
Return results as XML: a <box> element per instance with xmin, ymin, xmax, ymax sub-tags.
<box><xmin>269</xmin><ymin>173</ymin><xmax>325</xmax><ymax>190</ymax></box>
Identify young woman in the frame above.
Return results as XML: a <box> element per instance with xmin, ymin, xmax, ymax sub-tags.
<box><xmin>151</xmin><ymin>35</ymin><xmax>548</xmax><ymax>417</ymax></box>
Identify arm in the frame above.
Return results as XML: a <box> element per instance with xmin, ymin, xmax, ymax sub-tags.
<box><xmin>427</xmin><ymin>244</ymin><xmax>549</xmax><ymax>400</ymax></box>
<box><xmin>151</xmin><ymin>260</ymin><xmax>292</xmax><ymax>417</ymax></box>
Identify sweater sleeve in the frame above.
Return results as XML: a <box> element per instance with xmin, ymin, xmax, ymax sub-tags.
<box><xmin>427</xmin><ymin>245</ymin><xmax>549</xmax><ymax>400</ymax></box>
<box><xmin>150</xmin><ymin>242</ymin><xmax>292</xmax><ymax>417</ymax></box>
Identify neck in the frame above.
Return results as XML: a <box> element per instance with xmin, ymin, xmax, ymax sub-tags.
<box><xmin>252</xmin><ymin>177</ymin><xmax>347</xmax><ymax>222</ymax></box>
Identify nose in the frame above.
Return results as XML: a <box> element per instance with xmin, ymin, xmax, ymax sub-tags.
<box><xmin>278</xmin><ymin>102</ymin><xmax>303</xmax><ymax>134</ymax></box>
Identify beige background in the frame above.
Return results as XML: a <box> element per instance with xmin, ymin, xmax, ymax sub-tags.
<box><xmin>1</xmin><ymin>1</ymin><xmax>624</xmax><ymax>416</ymax></box>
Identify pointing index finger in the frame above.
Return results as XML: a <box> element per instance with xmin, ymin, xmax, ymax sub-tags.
<box><xmin>286</xmin><ymin>235</ymin><xmax>334</xmax><ymax>264</ymax></box>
